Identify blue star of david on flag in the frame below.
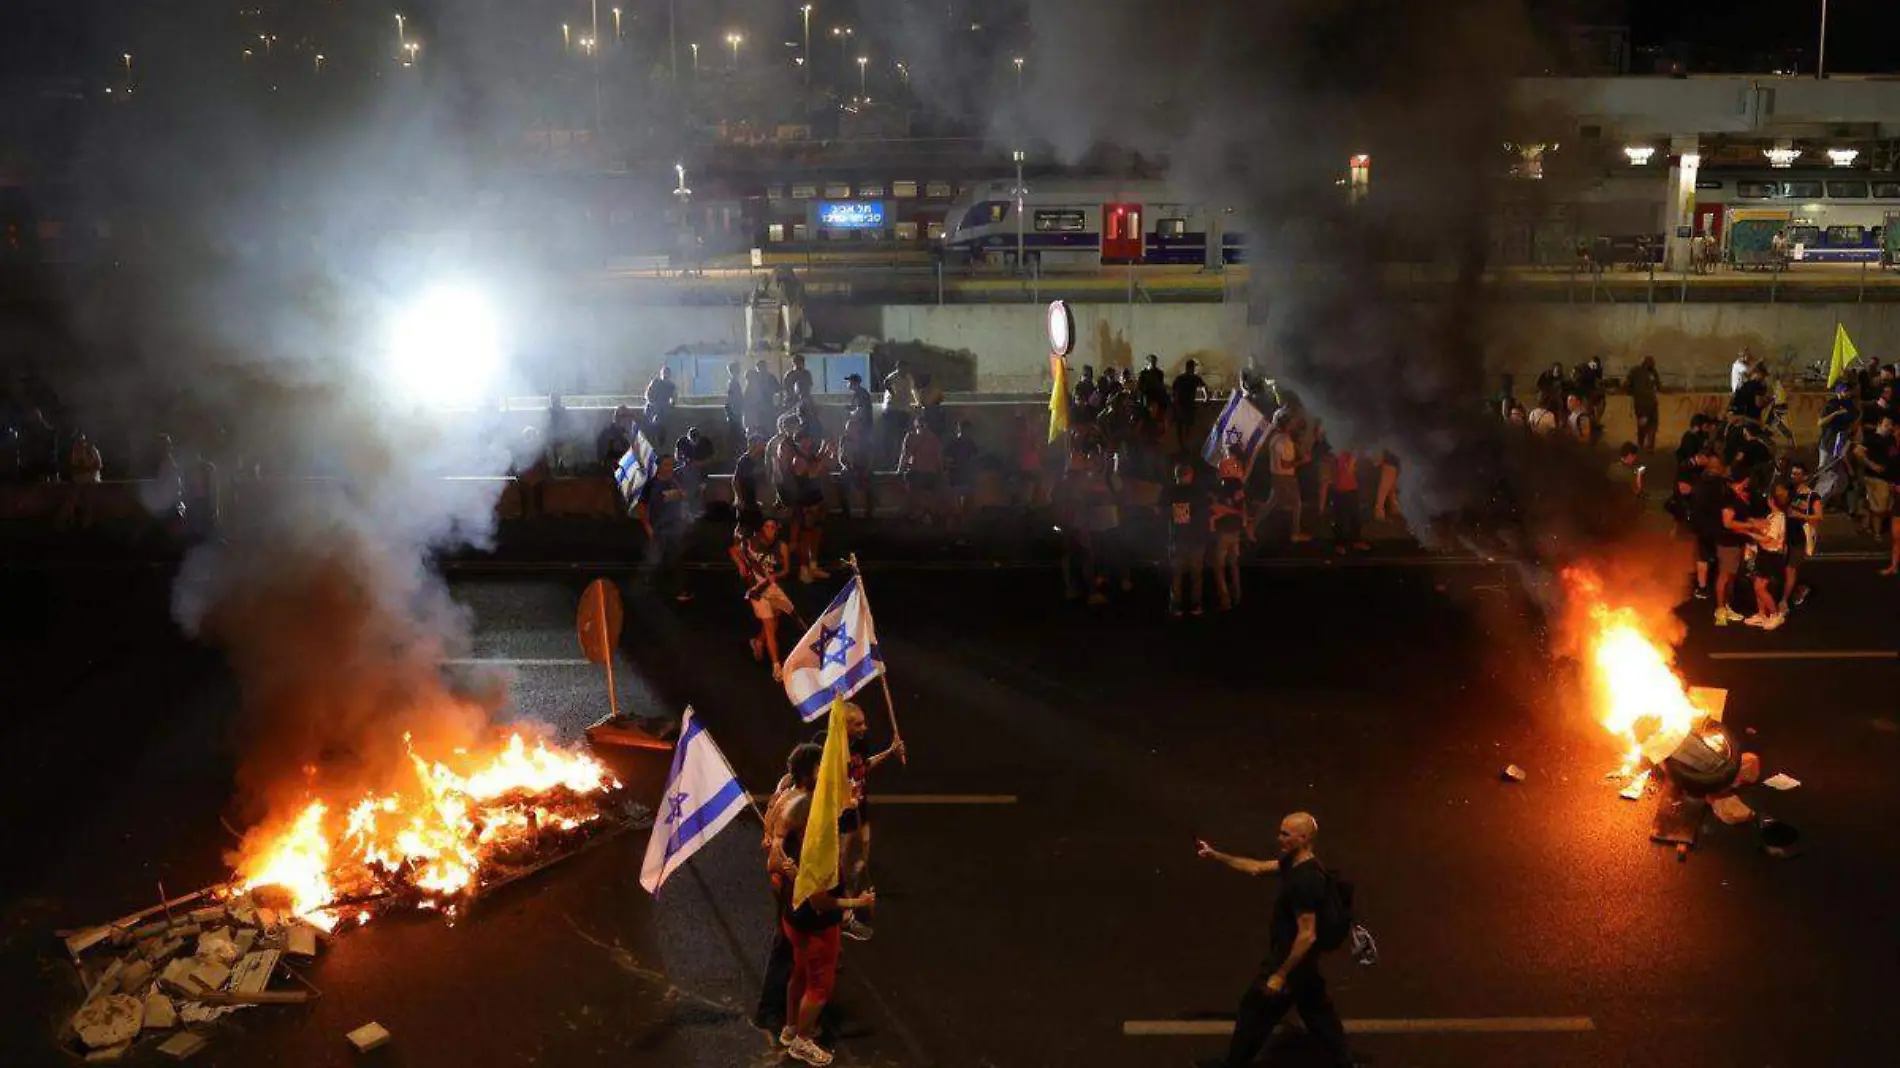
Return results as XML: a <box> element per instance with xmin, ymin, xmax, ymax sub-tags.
<box><xmin>640</xmin><ymin>708</ymin><xmax>748</xmax><ymax>895</ymax></box>
<box><xmin>781</xmin><ymin>575</ymin><xmax>886</xmax><ymax>722</ymax></box>
<box><xmin>1201</xmin><ymin>393</ymin><xmax>1270</xmax><ymax>479</ymax></box>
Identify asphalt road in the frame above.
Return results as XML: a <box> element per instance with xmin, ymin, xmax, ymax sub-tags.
<box><xmin>2</xmin><ymin>550</ymin><xmax>1897</xmax><ymax>1068</ymax></box>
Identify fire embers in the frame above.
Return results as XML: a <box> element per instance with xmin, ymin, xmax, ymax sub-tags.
<box><xmin>238</xmin><ymin>733</ymin><xmax>621</xmax><ymax>925</ymax></box>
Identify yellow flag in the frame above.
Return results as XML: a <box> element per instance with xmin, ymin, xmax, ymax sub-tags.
<box><xmin>792</xmin><ymin>698</ymin><xmax>849</xmax><ymax>909</ymax></box>
<box><xmin>1047</xmin><ymin>355</ymin><xmax>1070</xmax><ymax>444</ymax></box>
<box><xmin>1828</xmin><ymin>323</ymin><xmax>1858</xmax><ymax>388</ymax></box>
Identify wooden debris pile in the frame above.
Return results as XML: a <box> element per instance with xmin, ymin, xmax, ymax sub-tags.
<box><xmin>59</xmin><ymin>885</ymin><xmax>326</xmax><ymax>1063</ymax></box>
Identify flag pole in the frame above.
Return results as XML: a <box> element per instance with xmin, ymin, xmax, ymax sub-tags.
<box><xmin>846</xmin><ymin>553</ymin><xmax>906</xmax><ymax>763</ymax></box>
<box><xmin>597</xmin><ymin>590</ymin><xmax>620</xmax><ymax>720</ymax></box>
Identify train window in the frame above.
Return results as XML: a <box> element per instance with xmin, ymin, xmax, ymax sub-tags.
<box><xmin>859</xmin><ymin>181</ymin><xmax>885</xmax><ymax>198</ymax></box>
<box><xmin>792</xmin><ymin>223</ymin><xmax>810</xmax><ymax>241</ymax></box>
<box><xmin>792</xmin><ymin>183</ymin><xmax>817</xmax><ymax>199</ymax></box>
<box><xmin>1157</xmin><ymin>218</ymin><xmax>1188</xmax><ymax>237</ymax></box>
<box><xmin>1033</xmin><ymin>209</ymin><xmax>1086</xmax><ymax>233</ymax></box>
<box><xmin>926</xmin><ymin>180</ymin><xmax>953</xmax><ymax>198</ymax></box>
<box><xmin>768</xmin><ymin>223</ymin><xmax>786</xmax><ymax>243</ymax></box>
<box><xmin>926</xmin><ymin>221</ymin><xmax>946</xmax><ymax>240</ymax></box>
<box><xmin>1736</xmin><ymin>181</ymin><xmax>1774</xmax><ymax>199</ymax></box>
<box><xmin>824</xmin><ymin>183</ymin><xmax>852</xmax><ymax>199</ymax></box>
<box><xmin>1786</xmin><ymin>225</ymin><xmax>1821</xmax><ymax>245</ymax></box>
<box><xmin>1827</xmin><ymin>182</ymin><xmax>1869</xmax><ymax>198</ymax></box>
<box><xmin>962</xmin><ymin>201</ymin><xmax>1009</xmax><ymax>229</ymax></box>
<box><xmin>1874</xmin><ymin>182</ymin><xmax>1900</xmax><ymax>199</ymax></box>
<box><xmin>767</xmin><ymin>185</ymin><xmax>786</xmax><ymax>201</ymax></box>
<box><xmin>1783</xmin><ymin>181</ymin><xmax>1823</xmax><ymax>199</ymax></box>
<box><xmin>894</xmin><ymin>221</ymin><xmax>918</xmax><ymax>240</ymax></box>
<box><xmin>893</xmin><ymin>181</ymin><xmax>919</xmax><ymax>198</ymax></box>
<box><xmin>1825</xmin><ymin>225</ymin><xmax>1865</xmax><ymax>244</ymax></box>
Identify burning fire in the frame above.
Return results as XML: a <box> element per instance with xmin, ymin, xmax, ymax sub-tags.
<box><xmin>237</xmin><ymin>733</ymin><xmax>618</xmax><ymax>926</ymax></box>
<box><xmin>1563</xmin><ymin>568</ymin><xmax>1702</xmax><ymax>776</ymax></box>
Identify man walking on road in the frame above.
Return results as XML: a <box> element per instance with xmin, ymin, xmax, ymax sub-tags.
<box><xmin>1195</xmin><ymin>813</ymin><xmax>1358</xmax><ymax>1068</ymax></box>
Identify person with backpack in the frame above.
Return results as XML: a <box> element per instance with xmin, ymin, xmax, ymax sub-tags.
<box><xmin>1194</xmin><ymin>812</ymin><xmax>1361</xmax><ymax>1068</ymax></box>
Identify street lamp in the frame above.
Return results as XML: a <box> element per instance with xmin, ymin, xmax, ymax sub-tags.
<box><xmin>395</xmin><ymin>13</ymin><xmax>406</xmax><ymax>49</ymax></box>
<box><xmin>314</xmin><ymin>53</ymin><xmax>325</xmax><ymax>74</ymax></box>
<box><xmin>895</xmin><ymin>60</ymin><xmax>908</xmax><ymax>85</ymax></box>
<box><xmin>562</xmin><ymin>22</ymin><xmax>571</xmax><ymax>51</ymax></box>
<box><xmin>832</xmin><ymin>25</ymin><xmax>852</xmax><ymax>67</ymax></box>
<box><xmin>1013</xmin><ymin>55</ymin><xmax>1024</xmax><ymax>89</ymax></box>
<box><xmin>726</xmin><ymin>31</ymin><xmax>743</xmax><ymax>69</ymax></box>
<box><xmin>612</xmin><ymin>7</ymin><xmax>622</xmax><ymax>40</ymax></box>
<box><xmin>121</xmin><ymin>53</ymin><xmax>132</xmax><ymax>90</ymax></box>
<box><xmin>404</xmin><ymin>40</ymin><xmax>419</xmax><ymax>65</ymax></box>
<box><xmin>856</xmin><ymin>54</ymin><xmax>868</xmax><ymax>97</ymax></box>
<box><xmin>1011</xmin><ymin>149</ymin><xmax>1027</xmax><ymax>270</ymax></box>
<box><xmin>690</xmin><ymin>41</ymin><xmax>699</xmax><ymax>76</ymax></box>
<box><xmin>801</xmin><ymin>5</ymin><xmax>813</xmax><ymax>84</ymax></box>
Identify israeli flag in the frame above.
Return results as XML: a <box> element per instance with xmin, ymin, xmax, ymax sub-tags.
<box><xmin>615</xmin><ymin>431</ymin><xmax>660</xmax><ymax>513</ymax></box>
<box><xmin>640</xmin><ymin>707</ymin><xmax>749</xmax><ymax>894</ymax></box>
<box><xmin>1202</xmin><ymin>393</ymin><xmax>1270</xmax><ymax>478</ymax></box>
<box><xmin>782</xmin><ymin>576</ymin><xmax>885</xmax><ymax>722</ymax></box>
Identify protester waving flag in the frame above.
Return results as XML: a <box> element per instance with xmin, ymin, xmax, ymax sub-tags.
<box><xmin>1827</xmin><ymin>323</ymin><xmax>1859</xmax><ymax>388</ymax></box>
<box><xmin>1048</xmin><ymin>354</ymin><xmax>1070</xmax><ymax>444</ymax></box>
<box><xmin>792</xmin><ymin>698</ymin><xmax>851</xmax><ymax>908</ymax></box>
<box><xmin>1202</xmin><ymin>392</ymin><xmax>1270</xmax><ymax>478</ymax></box>
<box><xmin>782</xmin><ymin>575</ymin><xmax>885</xmax><ymax>723</ymax></box>
<box><xmin>639</xmin><ymin>707</ymin><xmax>748</xmax><ymax>894</ymax></box>
<box><xmin>615</xmin><ymin>430</ymin><xmax>660</xmax><ymax>513</ymax></box>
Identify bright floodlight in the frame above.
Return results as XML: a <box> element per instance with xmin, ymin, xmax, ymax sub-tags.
<box><xmin>386</xmin><ymin>286</ymin><xmax>502</xmax><ymax>408</ymax></box>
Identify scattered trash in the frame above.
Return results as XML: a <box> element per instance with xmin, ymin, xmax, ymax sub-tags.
<box><xmin>347</xmin><ymin>1022</ymin><xmax>392</xmax><ymax>1054</ymax></box>
<box><xmin>1762</xmin><ymin>773</ymin><xmax>1801</xmax><ymax>791</ymax></box>
<box><xmin>1501</xmin><ymin>764</ymin><xmax>1528</xmax><ymax>783</ymax></box>
<box><xmin>1736</xmin><ymin>753</ymin><xmax>1762</xmax><ymax>786</ymax></box>
<box><xmin>1618</xmin><ymin>771</ymin><xmax>1651</xmax><ymax>801</ymax></box>
<box><xmin>1711</xmin><ymin>795</ymin><xmax>1756</xmax><ymax>825</ymax></box>
<box><xmin>1760</xmin><ymin>819</ymin><xmax>1803</xmax><ymax>859</ymax></box>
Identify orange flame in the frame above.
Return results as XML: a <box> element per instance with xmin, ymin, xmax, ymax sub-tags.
<box><xmin>1563</xmin><ymin>567</ymin><xmax>1702</xmax><ymax>775</ymax></box>
<box><xmin>238</xmin><ymin>733</ymin><xmax>618</xmax><ymax>925</ymax></box>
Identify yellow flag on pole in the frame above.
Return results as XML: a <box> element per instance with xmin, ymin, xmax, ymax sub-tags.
<box><xmin>791</xmin><ymin>697</ymin><xmax>849</xmax><ymax>908</ymax></box>
<box><xmin>1828</xmin><ymin>323</ymin><xmax>1858</xmax><ymax>388</ymax></box>
<box><xmin>1047</xmin><ymin>354</ymin><xmax>1070</xmax><ymax>444</ymax></box>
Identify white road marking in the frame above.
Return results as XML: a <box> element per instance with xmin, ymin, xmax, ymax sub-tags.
<box><xmin>442</xmin><ymin>657</ymin><xmax>593</xmax><ymax>666</ymax></box>
<box><xmin>745</xmin><ymin>793</ymin><xmax>1017</xmax><ymax>806</ymax></box>
<box><xmin>1706</xmin><ymin>650</ymin><xmax>1896</xmax><ymax>661</ymax></box>
<box><xmin>1122</xmin><ymin>1016</ymin><xmax>1596</xmax><ymax>1036</ymax></box>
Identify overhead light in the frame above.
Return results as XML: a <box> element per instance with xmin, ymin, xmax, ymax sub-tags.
<box><xmin>1623</xmin><ymin>145</ymin><xmax>1655</xmax><ymax>166</ymax></box>
<box><xmin>1827</xmin><ymin>148</ymin><xmax>1859</xmax><ymax>167</ymax></box>
<box><xmin>1764</xmin><ymin>146</ymin><xmax>1801</xmax><ymax>168</ymax></box>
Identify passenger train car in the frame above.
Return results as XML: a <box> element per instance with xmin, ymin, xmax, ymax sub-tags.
<box><xmin>1559</xmin><ymin>168</ymin><xmax>1900</xmax><ymax>265</ymax></box>
<box><xmin>939</xmin><ymin>179</ymin><xmax>1246</xmax><ymax>267</ymax></box>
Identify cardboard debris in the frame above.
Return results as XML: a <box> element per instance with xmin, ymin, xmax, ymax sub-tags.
<box><xmin>156</xmin><ymin>1031</ymin><xmax>208</xmax><ymax>1060</ymax></box>
<box><xmin>1619</xmin><ymin>771</ymin><xmax>1651</xmax><ymax>801</ymax></box>
<box><xmin>195</xmin><ymin>928</ymin><xmax>240</xmax><ymax>965</ymax></box>
<box><xmin>1501</xmin><ymin>764</ymin><xmax>1528</xmax><ymax>782</ymax></box>
<box><xmin>1736</xmin><ymin>752</ymin><xmax>1762</xmax><ymax>786</ymax></box>
<box><xmin>285</xmin><ymin>925</ymin><xmax>319</xmax><ymax>959</ymax></box>
<box><xmin>347</xmin><ymin>1021</ymin><xmax>392</xmax><ymax>1053</ymax></box>
<box><xmin>72</xmin><ymin>994</ymin><xmax>143</xmax><ymax>1050</ymax></box>
<box><xmin>185</xmin><ymin>960</ymin><xmax>231</xmax><ymax>995</ymax></box>
<box><xmin>116</xmin><ymin>959</ymin><xmax>153</xmax><ymax>995</ymax></box>
<box><xmin>1763</xmin><ymin>773</ymin><xmax>1801</xmax><ymax>791</ymax></box>
<box><xmin>187</xmin><ymin>907</ymin><xmax>225</xmax><ymax>925</ymax></box>
<box><xmin>143</xmin><ymin>993</ymin><xmax>177</xmax><ymax>1031</ymax></box>
<box><xmin>230</xmin><ymin>950</ymin><xmax>281</xmax><ymax>996</ymax></box>
<box><xmin>1711</xmin><ymin>795</ymin><xmax>1756</xmax><ymax>825</ymax></box>
<box><xmin>64</xmin><ymin>927</ymin><xmax>115</xmax><ymax>959</ymax></box>
<box><xmin>84</xmin><ymin>1043</ymin><xmax>130</xmax><ymax>1063</ymax></box>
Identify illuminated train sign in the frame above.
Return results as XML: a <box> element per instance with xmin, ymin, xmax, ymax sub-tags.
<box><xmin>816</xmin><ymin>200</ymin><xmax>887</xmax><ymax>230</ymax></box>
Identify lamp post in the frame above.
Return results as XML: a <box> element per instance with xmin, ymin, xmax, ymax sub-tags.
<box><xmin>1012</xmin><ymin>149</ymin><xmax>1028</xmax><ymax>271</ymax></box>
<box><xmin>396</xmin><ymin>13</ymin><xmax>406</xmax><ymax>49</ymax></box>
<box><xmin>801</xmin><ymin>5</ymin><xmax>813</xmax><ymax>84</ymax></box>
<box><xmin>612</xmin><ymin>6</ymin><xmax>622</xmax><ymax>41</ymax></box>
<box><xmin>690</xmin><ymin>41</ymin><xmax>699</xmax><ymax>77</ymax></box>
<box><xmin>563</xmin><ymin>22</ymin><xmax>571</xmax><ymax>52</ymax></box>
<box><xmin>404</xmin><ymin>40</ymin><xmax>419</xmax><ymax>65</ymax></box>
<box><xmin>1818</xmin><ymin>0</ymin><xmax>1829</xmax><ymax>78</ymax></box>
<box><xmin>1013</xmin><ymin>55</ymin><xmax>1024</xmax><ymax>90</ymax></box>
<box><xmin>122</xmin><ymin>53</ymin><xmax>132</xmax><ymax>91</ymax></box>
<box><xmin>856</xmin><ymin>54</ymin><xmax>867</xmax><ymax>98</ymax></box>
<box><xmin>726</xmin><ymin>32</ymin><xmax>743</xmax><ymax>70</ymax></box>
<box><xmin>832</xmin><ymin>25</ymin><xmax>852</xmax><ymax>68</ymax></box>
<box><xmin>314</xmin><ymin>53</ymin><xmax>324</xmax><ymax>74</ymax></box>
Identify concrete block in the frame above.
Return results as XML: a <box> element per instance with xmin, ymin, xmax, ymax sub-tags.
<box><xmin>156</xmin><ymin>1031</ymin><xmax>207</xmax><ymax>1060</ymax></box>
<box><xmin>142</xmin><ymin>993</ymin><xmax>176</xmax><ymax>1030</ymax></box>
<box><xmin>346</xmin><ymin>1022</ymin><xmax>391</xmax><ymax>1053</ymax></box>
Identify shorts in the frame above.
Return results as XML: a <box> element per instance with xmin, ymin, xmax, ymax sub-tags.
<box><xmin>1786</xmin><ymin>542</ymin><xmax>1807</xmax><ymax>568</ymax></box>
<box><xmin>1715</xmin><ymin>544</ymin><xmax>1743</xmax><ymax>575</ymax></box>
<box><xmin>1213</xmin><ymin>530</ymin><xmax>1243</xmax><ymax>560</ymax></box>
<box><xmin>1867</xmin><ymin>477</ymin><xmax>1892</xmax><ymax>515</ymax></box>
<box><xmin>838</xmin><ymin>800</ymin><xmax>869</xmax><ymax>834</ymax></box>
<box><xmin>1752</xmin><ymin>550</ymin><xmax>1787</xmax><ymax>577</ymax></box>
<box><xmin>1694</xmin><ymin>534</ymin><xmax>1717</xmax><ymax>562</ymax></box>
<box><xmin>782</xmin><ymin>919</ymin><xmax>841</xmax><ymax>1005</ymax></box>
<box><xmin>750</xmin><ymin>583</ymin><xmax>795</xmax><ymax>621</ymax></box>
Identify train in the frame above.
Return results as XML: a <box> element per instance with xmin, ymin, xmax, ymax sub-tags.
<box><xmin>940</xmin><ymin>178</ymin><xmax>1247</xmax><ymax>268</ymax></box>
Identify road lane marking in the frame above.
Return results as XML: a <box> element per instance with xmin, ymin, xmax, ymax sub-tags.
<box><xmin>1706</xmin><ymin>650</ymin><xmax>1897</xmax><ymax>661</ymax></box>
<box><xmin>442</xmin><ymin>657</ymin><xmax>592</xmax><ymax>666</ymax></box>
<box><xmin>746</xmin><ymin>793</ymin><xmax>1017</xmax><ymax>806</ymax></box>
<box><xmin>1123</xmin><ymin>1016</ymin><xmax>1596</xmax><ymax>1036</ymax></box>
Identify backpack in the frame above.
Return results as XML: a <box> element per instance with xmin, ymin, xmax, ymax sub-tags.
<box><xmin>1314</xmin><ymin>866</ymin><xmax>1355</xmax><ymax>952</ymax></box>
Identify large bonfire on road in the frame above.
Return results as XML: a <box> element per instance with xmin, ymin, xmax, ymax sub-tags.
<box><xmin>1562</xmin><ymin>566</ymin><xmax>1710</xmax><ymax>785</ymax></box>
<box><xmin>235</xmin><ymin>730</ymin><xmax>621</xmax><ymax>927</ymax></box>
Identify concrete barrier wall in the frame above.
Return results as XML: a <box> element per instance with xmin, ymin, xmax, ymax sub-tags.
<box><xmin>877</xmin><ymin>304</ymin><xmax>1250</xmax><ymax>393</ymax></box>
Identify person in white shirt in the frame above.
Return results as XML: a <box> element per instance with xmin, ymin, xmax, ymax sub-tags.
<box><xmin>1744</xmin><ymin>483</ymin><xmax>1790</xmax><ymax>630</ymax></box>
<box><xmin>1730</xmin><ymin>350</ymin><xmax>1754</xmax><ymax>394</ymax></box>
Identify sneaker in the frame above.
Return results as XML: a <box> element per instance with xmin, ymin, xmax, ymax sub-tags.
<box><xmin>1791</xmin><ymin>586</ymin><xmax>1810</xmax><ymax>608</ymax></box>
<box><xmin>1086</xmin><ymin>592</ymin><xmax>1108</xmax><ymax>606</ymax></box>
<box><xmin>778</xmin><ymin>1026</ymin><xmax>797</xmax><ymax>1047</ymax></box>
<box><xmin>808</xmin><ymin>565</ymin><xmax>832</xmax><ymax>580</ymax></box>
<box><xmin>1691</xmin><ymin>586</ymin><xmax>1710</xmax><ymax>601</ymax></box>
<box><xmin>842</xmin><ymin>916</ymin><xmax>874</xmax><ymax>941</ymax></box>
<box><xmin>1762</xmin><ymin>613</ymin><xmax>1787</xmax><ymax>631</ymax></box>
<box><xmin>1743</xmin><ymin>614</ymin><xmax>1770</xmax><ymax>628</ymax></box>
<box><xmin>771</xmin><ymin>663</ymin><xmax>784</xmax><ymax>682</ymax></box>
<box><xmin>798</xmin><ymin>566</ymin><xmax>815</xmax><ymax>584</ymax></box>
<box><xmin>749</xmin><ymin>637</ymin><xmax>764</xmax><ymax>662</ymax></box>
<box><xmin>1189</xmin><ymin>604</ymin><xmax>1204</xmax><ymax>616</ymax></box>
<box><xmin>785</xmin><ymin>1036</ymin><xmax>834</xmax><ymax>1066</ymax></box>
<box><xmin>675</xmin><ymin>591</ymin><xmax>694</xmax><ymax>604</ymax></box>
<box><xmin>1168</xmin><ymin>608</ymin><xmax>1184</xmax><ymax>619</ymax></box>
<box><xmin>1714</xmin><ymin>609</ymin><xmax>1730</xmax><ymax>627</ymax></box>
<box><xmin>1717</xmin><ymin>606</ymin><xmax>1744</xmax><ymax>623</ymax></box>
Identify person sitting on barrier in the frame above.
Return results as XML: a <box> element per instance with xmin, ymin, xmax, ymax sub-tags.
<box><xmin>897</xmin><ymin>415</ymin><xmax>945</xmax><ymax>526</ymax></box>
<box><xmin>643</xmin><ymin>366</ymin><xmax>679</xmax><ymax>441</ymax></box>
<box><xmin>733</xmin><ymin>435</ymin><xmax>767</xmax><ymax>523</ymax></box>
<box><xmin>838</xmin><ymin>409</ymin><xmax>875</xmax><ymax>521</ymax></box>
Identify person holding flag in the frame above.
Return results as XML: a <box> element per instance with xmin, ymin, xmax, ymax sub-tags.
<box><xmin>730</xmin><ymin>514</ymin><xmax>796</xmax><ymax>681</ymax></box>
<box><xmin>1827</xmin><ymin>322</ymin><xmax>1859</xmax><ymax>391</ymax></box>
<box><xmin>781</xmin><ymin>573</ymin><xmax>887</xmax><ymax>724</ymax></box>
<box><xmin>768</xmin><ymin>699</ymin><xmax>879</xmax><ymax>1067</ymax></box>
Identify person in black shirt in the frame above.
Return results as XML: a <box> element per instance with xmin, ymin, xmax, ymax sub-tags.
<box><xmin>1858</xmin><ymin>415</ymin><xmax>1899</xmax><ymax>573</ymax></box>
<box><xmin>843</xmin><ymin>373</ymin><xmax>873</xmax><ymax>423</ymax></box>
<box><xmin>732</xmin><ymin>436</ymin><xmax>766</xmax><ymax>520</ymax></box>
<box><xmin>596</xmin><ymin>406</ymin><xmax>633</xmax><ymax>473</ymax></box>
<box><xmin>1714</xmin><ymin>469</ymin><xmax>1763</xmax><ymax>626</ymax></box>
<box><xmin>1818</xmin><ymin>382</ymin><xmax>1857</xmax><ymax>469</ymax></box>
<box><xmin>1687</xmin><ymin>453</ymin><xmax>1727</xmax><ymax>600</ymax></box>
<box><xmin>1786</xmin><ymin>462</ymin><xmax>1821</xmax><ymax>607</ymax></box>
<box><xmin>724</xmin><ymin>361</ymin><xmax>747</xmax><ymax>456</ymax></box>
<box><xmin>638</xmin><ymin>456</ymin><xmax>693</xmax><ymax>603</ymax></box>
<box><xmin>1728</xmin><ymin>366</ymin><xmax>1769</xmax><ymax>422</ymax></box>
<box><xmin>1195</xmin><ymin>813</ymin><xmax>1356</xmax><ymax>1068</ymax></box>
<box><xmin>1171</xmin><ymin>360</ymin><xmax>1208</xmax><ymax>452</ymax></box>
<box><xmin>1729</xmin><ymin>422</ymin><xmax>1773</xmax><ymax>484</ymax></box>
<box><xmin>1674</xmin><ymin>413</ymin><xmax>1710</xmax><ymax>474</ymax></box>
<box><xmin>1626</xmin><ymin>356</ymin><xmax>1663</xmax><ymax>452</ymax></box>
<box><xmin>643</xmin><ymin>367</ymin><xmax>679</xmax><ymax>441</ymax></box>
<box><xmin>1164</xmin><ymin>461</ymin><xmax>1210</xmax><ymax>617</ymax></box>
<box><xmin>1137</xmin><ymin>353</ymin><xmax>1168</xmax><ymax>409</ymax></box>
